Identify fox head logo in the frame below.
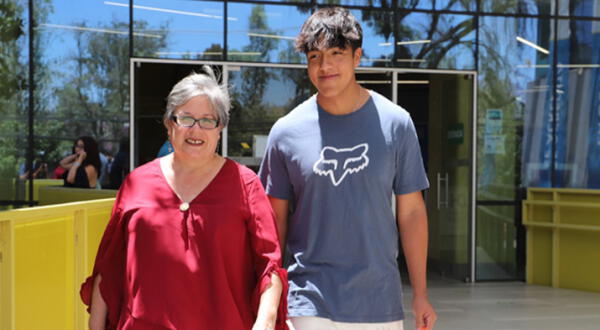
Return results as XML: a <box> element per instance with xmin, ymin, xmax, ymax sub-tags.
<box><xmin>313</xmin><ymin>143</ymin><xmax>369</xmax><ymax>186</ymax></box>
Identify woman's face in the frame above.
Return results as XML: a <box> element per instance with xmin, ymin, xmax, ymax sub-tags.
<box><xmin>74</xmin><ymin>140</ymin><xmax>85</xmax><ymax>154</ymax></box>
<box><xmin>169</xmin><ymin>95</ymin><xmax>222</xmax><ymax>160</ymax></box>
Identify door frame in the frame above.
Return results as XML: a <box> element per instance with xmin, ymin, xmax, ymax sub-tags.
<box><xmin>130</xmin><ymin>57</ymin><xmax>478</xmax><ymax>282</ymax></box>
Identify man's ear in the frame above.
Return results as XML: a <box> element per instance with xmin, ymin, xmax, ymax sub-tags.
<box><xmin>353</xmin><ymin>47</ymin><xmax>362</xmax><ymax>68</ymax></box>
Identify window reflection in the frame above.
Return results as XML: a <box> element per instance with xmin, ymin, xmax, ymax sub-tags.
<box><xmin>33</xmin><ymin>0</ymin><xmax>130</xmax><ymax>190</ymax></box>
<box><xmin>349</xmin><ymin>9</ymin><xmax>394</xmax><ymax>66</ymax></box>
<box><xmin>478</xmin><ymin>16</ymin><xmax>553</xmax><ymax>199</ymax></box>
<box><xmin>435</xmin><ymin>0</ymin><xmax>476</xmax><ymax>11</ymax></box>
<box><xmin>227</xmin><ymin>66</ymin><xmax>312</xmax><ymax>168</ymax></box>
<box><xmin>554</xmin><ymin>19</ymin><xmax>600</xmax><ymax>188</ymax></box>
<box><xmin>0</xmin><ymin>0</ymin><xmax>28</xmax><ymax>207</ymax></box>
<box><xmin>320</xmin><ymin>0</ymin><xmax>433</xmax><ymax>10</ymax></box>
<box><xmin>132</xmin><ymin>0</ymin><xmax>223</xmax><ymax>60</ymax></box>
<box><xmin>480</xmin><ymin>0</ymin><xmax>553</xmax><ymax>15</ymax></box>
<box><xmin>227</xmin><ymin>3</ymin><xmax>306</xmax><ymax>63</ymax></box>
<box><xmin>559</xmin><ymin>0</ymin><xmax>600</xmax><ymax>17</ymax></box>
<box><xmin>476</xmin><ymin>205</ymin><xmax>520</xmax><ymax>280</ymax></box>
<box><xmin>393</xmin><ymin>13</ymin><xmax>475</xmax><ymax>69</ymax></box>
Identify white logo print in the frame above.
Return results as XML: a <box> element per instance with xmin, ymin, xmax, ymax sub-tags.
<box><xmin>313</xmin><ymin>143</ymin><xmax>369</xmax><ymax>186</ymax></box>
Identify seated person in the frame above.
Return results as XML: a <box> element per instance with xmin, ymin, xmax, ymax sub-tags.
<box><xmin>59</xmin><ymin>136</ymin><xmax>101</xmax><ymax>188</ymax></box>
<box><xmin>19</xmin><ymin>160</ymin><xmax>48</xmax><ymax>179</ymax></box>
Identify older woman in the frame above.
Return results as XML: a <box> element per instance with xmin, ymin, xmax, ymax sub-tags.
<box><xmin>81</xmin><ymin>66</ymin><xmax>287</xmax><ymax>330</ymax></box>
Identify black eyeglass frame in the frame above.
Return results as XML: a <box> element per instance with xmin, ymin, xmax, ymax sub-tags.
<box><xmin>170</xmin><ymin>115</ymin><xmax>220</xmax><ymax>129</ymax></box>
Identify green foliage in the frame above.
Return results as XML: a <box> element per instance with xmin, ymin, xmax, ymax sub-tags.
<box><xmin>0</xmin><ymin>1</ymin><xmax>26</xmax><ymax>179</ymax></box>
<box><xmin>51</xmin><ymin>20</ymin><xmax>167</xmax><ymax>153</ymax></box>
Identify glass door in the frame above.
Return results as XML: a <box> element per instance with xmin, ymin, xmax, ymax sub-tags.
<box><xmin>417</xmin><ymin>73</ymin><xmax>474</xmax><ymax>281</ymax></box>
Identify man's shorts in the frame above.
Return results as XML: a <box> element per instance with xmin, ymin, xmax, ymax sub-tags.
<box><xmin>288</xmin><ymin>316</ymin><xmax>404</xmax><ymax>330</ymax></box>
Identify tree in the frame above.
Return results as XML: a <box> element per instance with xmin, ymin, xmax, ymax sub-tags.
<box><xmin>228</xmin><ymin>5</ymin><xmax>281</xmax><ymax>157</ymax></box>
<box><xmin>51</xmin><ymin>20</ymin><xmax>168</xmax><ymax>155</ymax></box>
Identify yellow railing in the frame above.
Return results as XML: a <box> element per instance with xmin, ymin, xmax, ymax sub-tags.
<box><xmin>0</xmin><ymin>179</ymin><xmax>63</xmax><ymax>207</ymax></box>
<box><xmin>523</xmin><ymin>188</ymin><xmax>600</xmax><ymax>293</ymax></box>
<box><xmin>38</xmin><ymin>186</ymin><xmax>117</xmax><ymax>206</ymax></box>
<box><xmin>0</xmin><ymin>198</ymin><xmax>114</xmax><ymax>330</ymax></box>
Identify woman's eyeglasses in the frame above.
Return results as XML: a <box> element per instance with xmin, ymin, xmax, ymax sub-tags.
<box><xmin>171</xmin><ymin>115</ymin><xmax>219</xmax><ymax>129</ymax></box>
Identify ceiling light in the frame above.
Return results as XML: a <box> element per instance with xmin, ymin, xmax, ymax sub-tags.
<box><xmin>397</xmin><ymin>39</ymin><xmax>431</xmax><ymax>46</ymax></box>
<box><xmin>397</xmin><ymin>80</ymin><xmax>429</xmax><ymax>84</ymax></box>
<box><xmin>104</xmin><ymin>1</ymin><xmax>237</xmax><ymax>21</ymax></box>
<box><xmin>155</xmin><ymin>51</ymin><xmax>262</xmax><ymax>56</ymax></box>
<box><xmin>361</xmin><ymin>58</ymin><xmax>392</xmax><ymax>62</ymax></box>
<box><xmin>357</xmin><ymin>80</ymin><xmax>392</xmax><ymax>84</ymax></box>
<box><xmin>517</xmin><ymin>64</ymin><xmax>600</xmax><ymax>69</ymax></box>
<box><xmin>39</xmin><ymin>23</ymin><xmax>161</xmax><ymax>38</ymax></box>
<box><xmin>396</xmin><ymin>59</ymin><xmax>426</xmax><ymax>63</ymax></box>
<box><xmin>516</xmin><ymin>36</ymin><xmax>549</xmax><ymax>54</ymax></box>
<box><xmin>247</xmin><ymin>32</ymin><xmax>295</xmax><ymax>40</ymax></box>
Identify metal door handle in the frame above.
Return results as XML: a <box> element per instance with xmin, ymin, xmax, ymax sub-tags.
<box><xmin>437</xmin><ymin>172</ymin><xmax>449</xmax><ymax>209</ymax></box>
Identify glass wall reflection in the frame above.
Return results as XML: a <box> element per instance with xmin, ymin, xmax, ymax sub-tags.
<box><xmin>393</xmin><ymin>12</ymin><xmax>475</xmax><ymax>69</ymax></box>
<box><xmin>554</xmin><ymin>18</ymin><xmax>600</xmax><ymax>187</ymax></box>
<box><xmin>478</xmin><ymin>16</ymin><xmax>553</xmax><ymax>199</ymax></box>
<box><xmin>226</xmin><ymin>4</ymin><xmax>306</xmax><ymax>63</ymax></box>
<box><xmin>559</xmin><ymin>0</ymin><xmax>600</xmax><ymax>18</ymax></box>
<box><xmin>132</xmin><ymin>0</ymin><xmax>223</xmax><ymax>60</ymax></box>
<box><xmin>227</xmin><ymin>66</ymin><xmax>313</xmax><ymax>168</ymax></box>
<box><xmin>476</xmin><ymin>205</ymin><xmax>520</xmax><ymax>280</ymax></box>
<box><xmin>349</xmin><ymin>8</ymin><xmax>395</xmax><ymax>66</ymax></box>
<box><xmin>480</xmin><ymin>0</ymin><xmax>554</xmax><ymax>15</ymax></box>
<box><xmin>0</xmin><ymin>0</ymin><xmax>28</xmax><ymax>207</ymax></box>
<box><xmin>34</xmin><ymin>0</ymin><xmax>130</xmax><ymax>189</ymax></box>
<box><xmin>435</xmin><ymin>0</ymin><xmax>476</xmax><ymax>11</ymax></box>
<box><xmin>320</xmin><ymin>0</ymin><xmax>433</xmax><ymax>10</ymax></box>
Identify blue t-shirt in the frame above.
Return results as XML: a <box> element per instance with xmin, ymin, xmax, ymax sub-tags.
<box><xmin>258</xmin><ymin>91</ymin><xmax>429</xmax><ymax>322</ymax></box>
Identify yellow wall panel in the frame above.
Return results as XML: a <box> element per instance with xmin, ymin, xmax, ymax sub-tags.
<box><xmin>558</xmin><ymin>231</ymin><xmax>600</xmax><ymax>292</ymax></box>
<box><xmin>86</xmin><ymin>207</ymin><xmax>112</xmax><ymax>274</ymax></box>
<box><xmin>524</xmin><ymin>188</ymin><xmax>600</xmax><ymax>293</ymax></box>
<box><xmin>14</xmin><ymin>217</ymin><xmax>75</xmax><ymax>330</ymax></box>
<box><xmin>0</xmin><ymin>198</ymin><xmax>115</xmax><ymax>330</ymax></box>
<box><xmin>38</xmin><ymin>186</ymin><xmax>117</xmax><ymax>206</ymax></box>
<box><xmin>528</xmin><ymin>228</ymin><xmax>552</xmax><ymax>286</ymax></box>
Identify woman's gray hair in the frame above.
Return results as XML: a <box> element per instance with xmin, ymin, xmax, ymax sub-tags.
<box><xmin>163</xmin><ymin>65</ymin><xmax>230</xmax><ymax>128</ymax></box>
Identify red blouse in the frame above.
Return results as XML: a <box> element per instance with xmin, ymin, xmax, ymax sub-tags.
<box><xmin>81</xmin><ymin>158</ymin><xmax>288</xmax><ymax>330</ymax></box>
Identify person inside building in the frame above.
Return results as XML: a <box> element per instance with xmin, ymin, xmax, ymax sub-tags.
<box><xmin>81</xmin><ymin>66</ymin><xmax>288</xmax><ymax>330</ymax></box>
<box><xmin>59</xmin><ymin>136</ymin><xmax>101</xmax><ymax>189</ymax></box>
<box><xmin>106</xmin><ymin>137</ymin><xmax>130</xmax><ymax>189</ymax></box>
<box><xmin>259</xmin><ymin>7</ymin><xmax>437</xmax><ymax>330</ymax></box>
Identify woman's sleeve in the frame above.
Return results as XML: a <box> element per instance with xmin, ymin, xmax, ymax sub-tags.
<box><xmin>246</xmin><ymin>176</ymin><xmax>289</xmax><ymax>330</ymax></box>
<box><xmin>80</xmin><ymin>188</ymin><xmax>128</xmax><ymax>329</ymax></box>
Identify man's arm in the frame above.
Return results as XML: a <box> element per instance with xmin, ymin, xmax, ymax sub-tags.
<box><xmin>396</xmin><ymin>191</ymin><xmax>437</xmax><ymax>329</ymax></box>
<box><xmin>268</xmin><ymin>196</ymin><xmax>289</xmax><ymax>251</ymax></box>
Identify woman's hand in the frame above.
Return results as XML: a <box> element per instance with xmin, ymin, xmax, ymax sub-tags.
<box><xmin>252</xmin><ymin>317</ymin><xmax>276</xmax><ymax>330</ymax></box>
<box><xmin>252</xmin><ymin>272</ymin><xmax>282</xmax><ymax>330</ymax></box>
<box><xmin>77</xmin><ymin>150</ymin><xmax>87</xmax><ymax>162</ymax></box>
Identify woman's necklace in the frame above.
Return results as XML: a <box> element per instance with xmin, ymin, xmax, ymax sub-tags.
<box><xmin>170</xmin><ymin>155</ymin><xmax>222</xmax><ymax>211</ymax></box>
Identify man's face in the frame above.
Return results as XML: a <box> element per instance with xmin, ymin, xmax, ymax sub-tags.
<box><xmin>306</xmin><ymin>45</ymin><xmax>362</xmax><ymax>99</ymax></box>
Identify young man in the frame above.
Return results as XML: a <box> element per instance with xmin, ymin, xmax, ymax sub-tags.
<box><xmin>259</xmin><ymin>7</ymin><xmax>437</xmax><ymax>330</ymax></box>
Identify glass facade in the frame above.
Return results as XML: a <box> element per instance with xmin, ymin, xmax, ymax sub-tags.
<box><xmin>478</xmin><ymin>15</ymin><xmax>554</xmax><ymax>198</ymax></box>
<box><xmin>1</xmin><ymin>0</ymin><xmax>599</xmax><ymax>280</ymax></box>
<box><xmin>555</xmin><ymin>18</ymin><xmax>600</xmax><ymax>187</ymax></box>
<box><xmin>132</xmin><ymin>0</ymin><xmax>223</xmax><ymax>60</ymax></box>
<box><xmin>226</xmin><ymin>4</ymin><xmax>305</xmax><ymax>63</ymax></box>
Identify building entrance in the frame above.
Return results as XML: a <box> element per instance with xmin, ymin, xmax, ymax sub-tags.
<box><xmin>132</xmin><ymin>59</ymin><xmax>520</xmax><ymax>282</ymax></box>
<box><xmin>356</xmin><ymin>70</ymin><xmax>476</xmax><ymax>281</ymax></box>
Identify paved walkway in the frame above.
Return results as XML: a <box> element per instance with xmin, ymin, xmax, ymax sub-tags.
<box><xmin>402</xmin><ymin>278</ymin><xmax>600</xmax><ymax>330</ymax></box>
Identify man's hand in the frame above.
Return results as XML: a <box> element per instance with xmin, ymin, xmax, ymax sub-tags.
<box><xmin>413</xmin><ymin>295</ymin><xmax>437</xmax><ymax>329</ymax></box>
